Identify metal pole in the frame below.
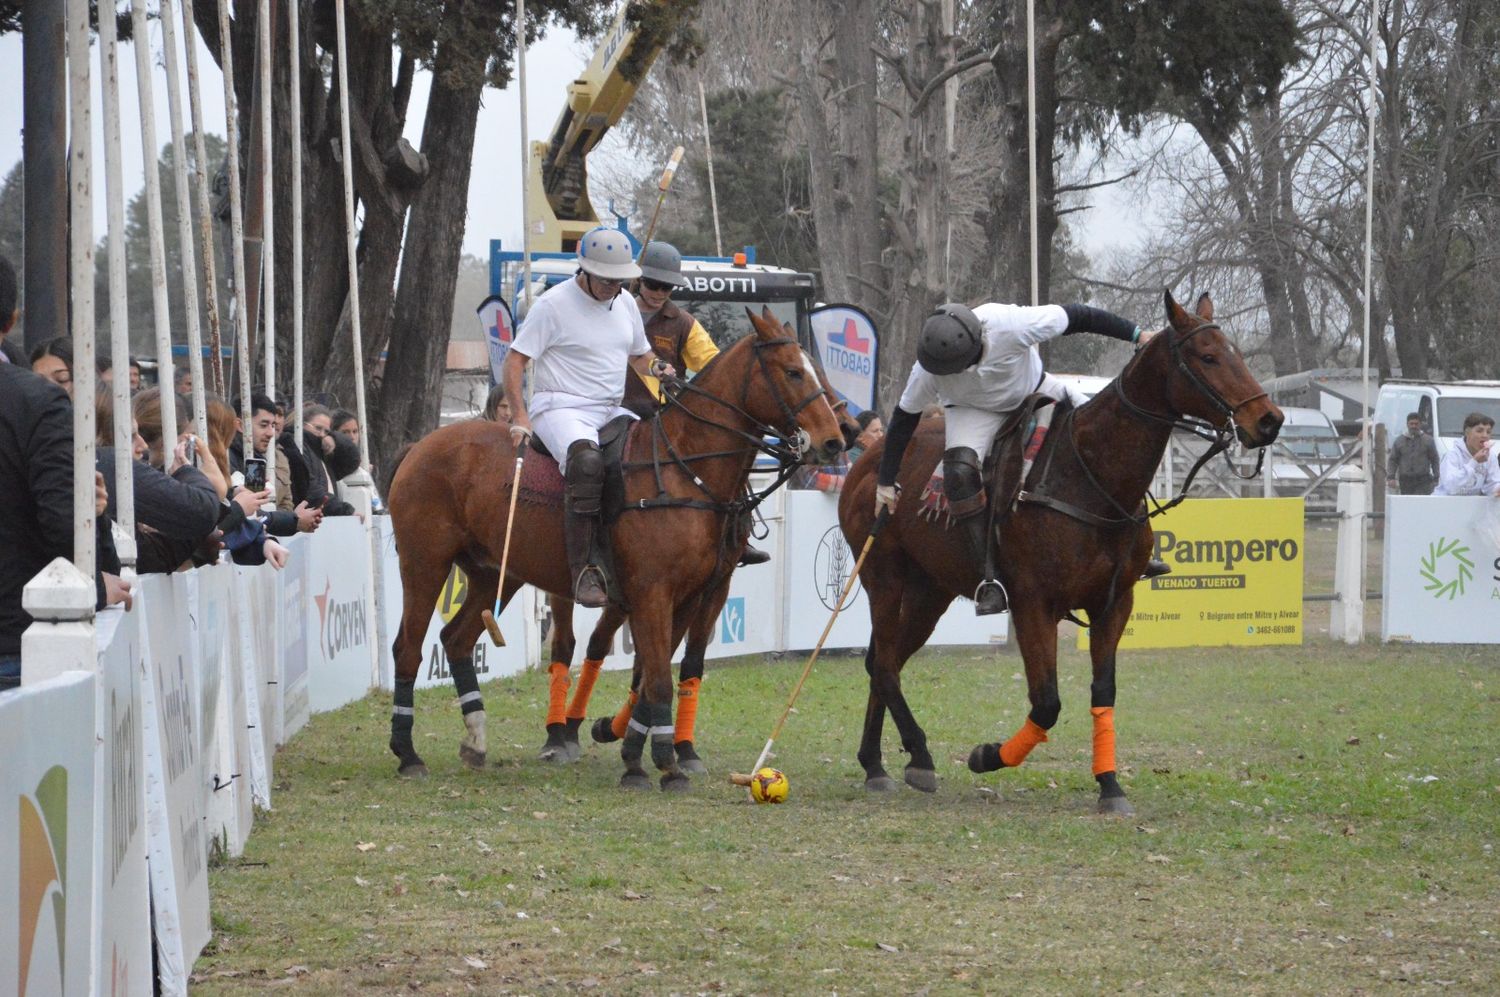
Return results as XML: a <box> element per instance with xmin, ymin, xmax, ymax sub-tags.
<box><xmin>22</xmin><ymin>0</ymin><xmax>67</xmax><ymax>356</ymax></box>
<box><xmin>333</xmin><ymin>0</ymin><xmax>370</xmax><ymax>468</ymax></box>
<box><xmin>67</xmin><ymin>0</ymin><xmax>95</xmax><ymax>580</ymax></box>
<box><xmin>517</xmin><ymin>0</ymin><xmax>534</xmax><ymax>313</ymax></box>
<box><xmin>100</xmin><ymin>0</ymin><xmax>136</xmax><ymax>548</ymax></box>
<box><xmin>131</xmin><ymin>0</ymin><xmax>179</xmax><ymax>456</ymax></box>
<box><xmin>699</xmin><ymin>79</ymin><xmax>723</xmax><ymax>258</ymax></box>
<box><xmin>289</xmin><ymin>0</ymin><xmax>305</xmax><ymax>456</ymax></box>
<box><xmin>1360</xmin><ymin>1</ymin><xmax>1377</xmax><ymax>478</ymax></box>
<box><xmin>216</xmin><ymin>0</ymin><xmax>254</xmax><ymax>436</ymax></box>
<box><xmin>259</xmin><ymin>0</ymin><xmax>278</xmax><ymax>492</ymax></box>
<box><xmin>180</xmin><ymin>0</ymin><xmax>227</xmax><ymax>397</ymax></box>
<box><xmin>160</xmin><ymin>0</ymin><xmax>210</xmax><ymax>444</ymax></box>
<box><xmin>1026</xmin><ymin>0</ymin><xmax>1038</xmax><ymax>305</ymax></box>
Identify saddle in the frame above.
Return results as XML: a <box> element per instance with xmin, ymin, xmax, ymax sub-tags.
<box><xmin>519</xmin><ymin>415</ymin><xmax>635</xmax><ymax>524</ymax></box>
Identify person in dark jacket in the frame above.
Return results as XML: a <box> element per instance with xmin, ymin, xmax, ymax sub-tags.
<box><xmin>2</xmin><ymin>364</ymin><xmax>132</xmax><ymax>689</ymax></box>
<box><xmin>232</xmin><ymin>393</ymin><xmax>323</xmax><ymax>537</ymax></box>
<box><xmin>299</xmin><ymin>404</ymin><xmax>359</xmax><ymax>517</ymax></box>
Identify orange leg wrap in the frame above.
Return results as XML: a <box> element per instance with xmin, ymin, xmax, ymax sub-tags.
<box><xmin>545</xmin><ymin>662</ymin><xmax>570</xmax><ymax>726</ymax></box>
<box><xmin>999</xmin><ymin>717</ymin><xmax>1050</xmax><ymax>769</ymax></box>
<box><xmin>565</xmin><ymin>658</ymin><xmax>605</xmax><ymax>721</ymax></box>
<box><xmin>675</xmin><ymin>678</ymin><xmax>701</xmax><ymax>745</ymax></box>
<box><xmin>610</xmin><ymin>689</ymin><xmax>639</xmax><ymax>740</ymax></box>
<box><xmin>1090</xmin><ymin>706</ymin><xmax>1117</xmax><ymax>776</ymax></box>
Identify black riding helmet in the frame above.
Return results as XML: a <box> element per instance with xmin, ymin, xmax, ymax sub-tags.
<box><xmin>917</xmin><ymin>303</ymin><xmax>983</xmax><ymax>375</ymax></box>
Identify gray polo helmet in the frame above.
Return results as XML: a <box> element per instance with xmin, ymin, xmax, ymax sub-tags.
<box><xmin>638</xmin><ymin>241</ymin><xmax>689</xmax><ymax>287</ymax></box>
<box><xmin>576</xmin><ymin>226</ymin><xmax>642</xmax><ymax>281</ymax></box>
<box><xmin>917</xmin><ymin>303</ymin><xmax>983</xmax><ymax>375</ymax></box>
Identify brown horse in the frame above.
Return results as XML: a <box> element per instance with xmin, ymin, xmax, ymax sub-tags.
<box><xmin>387</xmin><ymin>308</ymin><xmax>845</xmax><ymax>788</ymax></box>
<box><xmin>533</xmin><ymin>376</ymin><xmax>864</xmax><ymax>772</ymax></box>
<box><xmin>837</xmin><ymin>291</ymin><xmax>1284</xmax><ymax>814</ymax></box>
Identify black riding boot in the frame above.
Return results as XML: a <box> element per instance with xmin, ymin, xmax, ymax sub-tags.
<box><xmin>1141</xmin><ymin>558</ymin><xmax>1171</xmax><ymax>579</ymax></box>
<box><xmin>565</xmin><ymin>441</ymin><xmax>610</xmax><ymax>608</ymax></box>
<box><xmin>738</xmin><ymin>544</ymin><xmax>771</xmax><ymax>566</ymax></box>
<box><xmin>944</xmin><ymin>446</ymin><xmax>1007</xmax><ymax>616</ymax></box>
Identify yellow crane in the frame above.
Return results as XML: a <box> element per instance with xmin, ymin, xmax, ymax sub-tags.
<box><xmin>528</xmin><ymin>2</ymin><xmax>674</xmax><ymax>252</ymax></box>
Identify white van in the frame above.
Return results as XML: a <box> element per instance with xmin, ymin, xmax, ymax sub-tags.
<box><xmin>1373</xmin><ymin>380</ymin><xmax>1500</xmax><ymax>458</ymax></box>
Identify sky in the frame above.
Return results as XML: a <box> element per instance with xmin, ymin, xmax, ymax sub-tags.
<box><xmin>0</xmin><ymin>13</ymin><xmax>598</xmax><ymax>265</ymax></box>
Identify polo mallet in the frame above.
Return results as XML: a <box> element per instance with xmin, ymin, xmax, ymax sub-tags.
<box><xmin>481</xmin><ymin>435</ymin><xmax>529</xmax><ymax>647</ymax></box>
<box><xmin>637</xmin><ymin>146</ymin><xmax>685</xmax><ymax>254</ymax></box>
<box><xmin>729</xmin><ymin>508</ymin><xmax>891</xmax><ymax>790</ymax></box>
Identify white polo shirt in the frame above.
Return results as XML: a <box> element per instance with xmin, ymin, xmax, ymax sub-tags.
<box><xmin>897</xmin><ymin>303</ymin><xmax>1070</xmax><ymax>414</ymax></box>
<box><xmin>511</xmin><ymin>277</ymin><xmax>650</xmax><ymax>410</ymax></box>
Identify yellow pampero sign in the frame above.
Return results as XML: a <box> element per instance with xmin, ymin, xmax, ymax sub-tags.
<box><xmin>1079</xmin><ymin>498</ymin><xmax>1304</xmax><ymax>649</ymax></box>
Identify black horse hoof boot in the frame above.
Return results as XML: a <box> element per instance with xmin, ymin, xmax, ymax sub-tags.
<box><xmin>737</xmin><ymin>544</ymin><xmax>771</xmax><ymax>566</ymax></box>
<box><xmin>591</xmin><ymin>717</ymin><xmax>620</xmax><ymax>744</ymax></box>
<box><xmin>973</xmin><ymin>579</ymin><xmax>1008</xmax><ymax>616</ymax></box>
<box><xmin>1141</xmin><ymin>558</ymin><xmax>1171</xmax><ymax>579</ymax></box>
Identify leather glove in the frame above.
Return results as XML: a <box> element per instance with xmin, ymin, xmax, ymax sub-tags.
<box><xmin>650</xmin><ymin>358</ymin><xmax>677</xmax><ymax>380</ymax></box>
<box><xmin>874</xmin><ymin>482</ymin><xmax>900</xmax><ymax>517</ymax></box>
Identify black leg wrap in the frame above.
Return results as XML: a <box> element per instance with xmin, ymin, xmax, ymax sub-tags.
<box><xmin>592</xmin><ymin>717</ymin><xmax>621</xmax><ymax>744</ymax></box>
<box><xmin>967</xmin><ymin>742</ymin><xmax>1005</xmax><ymax>773</ymax></box>
<box><xmin>390</xmin><ymin>681</ymin><xmax>422</xmax><ymax>767</ymax></box>
<box><xmin>449</xmin><ymin>656</ymin><xmax>485</xmax><ymax>716</ymax></box>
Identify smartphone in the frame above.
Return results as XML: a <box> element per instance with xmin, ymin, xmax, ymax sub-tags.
<box><xmin>244</xmin><ymin>457</ymin><xmax>267</xmax><ymax>492</ymax></box>
<box><xmin>183</xmin><ymin>437</ymin><xmax>197</xmax><ymax>465</ymax></box>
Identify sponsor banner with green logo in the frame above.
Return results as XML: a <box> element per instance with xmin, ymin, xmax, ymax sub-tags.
<box><xmin>1080</xmin><ymin>498</ymin><xmax>1304</xmax><ymax>650</ymax></box>
<box><xmin>0</xmin><ymin>672</ymin><xmax>95</xmax><ymax>997</ymax></box>
<box><xmin>1383</xmin><ymin>496</ymin><xmax>1500</xmax><ymax>643</ymax></box>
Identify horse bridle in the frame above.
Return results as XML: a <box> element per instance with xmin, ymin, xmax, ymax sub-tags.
<box><xmin>623</xmin><ymin>334</ymin><xmax>834</xmax><ymax>516</ymax></box>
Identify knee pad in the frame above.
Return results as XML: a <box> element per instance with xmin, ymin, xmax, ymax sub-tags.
<box><xmin>942</xmin><ymin>447</ymin><xmax>985</xmax><ymax>517</ymax></box>
<box><xmin>566</xmin><ymin>441</ymin><xmax>605</xmax><ymax>512</ymax></box>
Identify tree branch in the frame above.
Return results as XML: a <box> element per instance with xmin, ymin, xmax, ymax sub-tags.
<box><xmin>910</xmin><ymin>43</ymin><xmax>1001</xmax><ymax>118</ymax></box>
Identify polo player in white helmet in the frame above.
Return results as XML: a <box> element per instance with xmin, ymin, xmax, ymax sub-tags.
<box><xmin>502</xmin><ymin>226</ymin><xmax>677</xmax><ymax>607</ymax></box>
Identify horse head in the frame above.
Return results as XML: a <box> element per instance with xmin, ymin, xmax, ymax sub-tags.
<box><xmin>744</xmin><ymin>307</ymin><xmax>846</xmax><ymax>464</ymax></box>
<box><xmin>1148</xmin><ymin>290</ymin><xmax>1283</xmax><ymax>447</ymax></box>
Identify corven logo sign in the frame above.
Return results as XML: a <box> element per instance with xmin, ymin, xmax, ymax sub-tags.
<box><xmin>315</xmin><ymin>578</ymin><xmax>369</xmax><ymax>660</ymax></box>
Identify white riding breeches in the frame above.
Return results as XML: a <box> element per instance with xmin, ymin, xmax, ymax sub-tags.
<box><xmin>529</xmin><ymin>394</ymin><xmax>637</xmax><ymax>473</ymax></box>
<box><xmin>942</xmin><ymin>373</ymin><xmax>1083</xmax><ymax>461</ymax></box>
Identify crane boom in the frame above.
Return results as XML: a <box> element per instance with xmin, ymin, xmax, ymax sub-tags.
<box><xmin>528</xmin><ymin>1</ymin><xmax>672</xmax><ymax>252</ymax></box>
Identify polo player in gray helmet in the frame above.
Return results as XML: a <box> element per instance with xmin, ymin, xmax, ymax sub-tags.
<box><xmin>503</xmin><ymin>226</ymin><xmax>677</xmax><ymax>607</ymax></box>
<box><xmin>875</xmin><ymin>300</ymin><xmax>1161</xmax><ymax>615</ymax></box>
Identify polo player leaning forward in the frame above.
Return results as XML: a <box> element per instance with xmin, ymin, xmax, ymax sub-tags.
<box><xmin>876</xmin><ymin>301</ymin><xmax>1165</xmax><ymax>615</ymax></box>
<box><xmin>501</xmin><ymin>227</ymin><xmax>677</xmax><ymax>608</ymax></box>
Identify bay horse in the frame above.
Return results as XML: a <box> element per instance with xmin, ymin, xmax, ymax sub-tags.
<box><xmin>387</xmin><ymin>308</ymin><xmax>845</xmax><ymax>789</ymax></box>
<box><xmin>837</xmin><ymin>291</ymin><xmax>1284</xmax><ymax>814</ymax></box>
<box><xmin>533</xmin><ymin>372</ymin><xmax>863</xmax><ymax>772</ymax></box>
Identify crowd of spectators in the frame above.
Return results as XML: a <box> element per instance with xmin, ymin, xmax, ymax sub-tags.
<box><xmin>0</xmin><ymin>252</ymin><xmax>376</xmax><ymax>691</ymax></box>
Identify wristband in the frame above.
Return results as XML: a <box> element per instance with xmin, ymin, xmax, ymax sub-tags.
<box><xmin>1130</xmin><ymin>326</ymin><xmax>1142</xmax><ymax>344</ymax></box>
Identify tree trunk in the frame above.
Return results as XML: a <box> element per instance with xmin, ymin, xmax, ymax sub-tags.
<box><xmin>372</xmin><ymin>13</ymin><xmax>490</xmax><ymax>486</ymax></box>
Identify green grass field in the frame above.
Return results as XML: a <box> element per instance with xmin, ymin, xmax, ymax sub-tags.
<box><xmin>195</xmin><ymin>636</ymin><xmax>1499</xmax><ymax>994</ymax></box>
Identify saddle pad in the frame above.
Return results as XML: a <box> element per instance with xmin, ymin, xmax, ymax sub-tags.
<box><xmin>518</xmin><ymin>451</ymin><xmax>565</xmax><ymax>506</ymax></box>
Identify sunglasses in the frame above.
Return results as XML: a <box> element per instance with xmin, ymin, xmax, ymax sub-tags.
<box><xmin>640</xmin><ymin>278</ymin><xmax>676</xmax><ymax>293</ymax></box>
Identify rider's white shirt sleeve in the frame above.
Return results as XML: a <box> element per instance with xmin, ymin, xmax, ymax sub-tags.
<box><xmin>623</xmin><ymin>295</ymin><xmax>651</xmax><ymax>357</ymax></box>
<box><xmin>974</xmin><ymin>303</ymin><xmax>1069</xmax><ymax>349</ymax></box>
<box><xmin>511</xmin><ymin>294</ymin><xmax>556</xmax><ymax>358</ymax></box>
<box><xmin>897</xmin><ymin>362</ymin><xmax>938</xmax><ymax>414</ymax></box>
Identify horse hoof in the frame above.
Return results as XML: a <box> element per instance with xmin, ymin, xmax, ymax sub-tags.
<box><xmin>592</xmin><ymin>717</ymin><xmax>621</xmax><ymax>744</ymax></box>
<box><xmin>562</xmin><ymin>740</ymin><xmax>582</xmax><ymax>763</ymax></box>
<box><xmin>397</xmin><ymin>762</ymin><xmax>429</xmax><ymax>780</ymax></box>
<box><xmin>904</xmin><ymin>767</ymin><xmax>939</xmax><ymax>793</ymax></box>
<box><xmin>675</xmin><ymin>742</ymin><xmax>708</xmax><ymax>776</ymax></box>
<box><xmin>459</xmin><ymin>746</ymin><xmax>486</xmax><ymax>771</ymax></box>
<box><xmin>539</xmin><ymin>725</ymin><xmax>572</xmax><ymax>764</ymax></box>
<box><xmin>660</xmin><ymin>771</ymin><xmax>692</xmax><ymax>792</ymax></box>
<box><xmin>564</xmin><ymin>718</ymin><xmax>583</xmax><ymax>761</ymax></box>
<box><xmin>1097</xmin><ymin>795</ymin><xmax>1135</xmax><ymax>817</ymax></box>
<box><xmin>967</xmin><ymin>743</ymin><xmax>1003</xmax><ymax>774</ymax></box>
<box><xmin>865</xmin><ymin>775</ymin><xmax>899</xmax><ymax>793</ymax></box>
<box><xmin>619</xmin><ymin>772</ymin><xmax>653</xmax><ymax>791</ymax></box>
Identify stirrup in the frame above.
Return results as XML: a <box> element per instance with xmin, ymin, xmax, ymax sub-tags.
<box><xmin>573</xmin><ymin>565</ymin><xmax>610</xmax><ymax>609</ymax></box>
<box><xmin>973</xmin><ymin>578</ymin><xmax>1008</xmax><ymax>616</ymax></box>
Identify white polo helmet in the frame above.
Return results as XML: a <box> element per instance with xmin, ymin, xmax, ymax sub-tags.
<box><xmin>577</xmin><ymin>226</ymin><xmax>642</xmax><ymax>281</ymax></box>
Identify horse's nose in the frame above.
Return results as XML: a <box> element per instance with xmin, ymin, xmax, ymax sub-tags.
<box><xmin>818</xmin><ymin>437</ymin><xmax>845</xmax><ymax>463</ymax></box>
<box><xmin>1257</xmin><ymin>409</ymin><xmax>1283</xmax><ymax>444</ymax></box>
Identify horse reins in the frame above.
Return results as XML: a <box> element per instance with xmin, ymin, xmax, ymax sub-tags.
<box><xmin>1021</xmin><ymin>320</ymin><xmax>1269</xmax><ymax>527</ymax></box>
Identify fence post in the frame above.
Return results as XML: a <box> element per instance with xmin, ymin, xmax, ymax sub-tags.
<box><xmin>21</xmin><ymin>557</ymin><xmax>97</xmax><ymax>684</ymax></box>
<box><xmin>338</xmin><ymin>468</ymin><xmax>384</xmax><ymax>687</ymax></box>
<box><xmin>1330</xmin><ymin>464</ymin><xmax>1367</xmax><ymax>644</ymax></box>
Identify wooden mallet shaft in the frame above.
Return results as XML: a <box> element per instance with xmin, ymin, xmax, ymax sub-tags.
<box><xmin>487</xmin><ymin>437</ymin><xmax>528</xmax><ymax>647</ymax></box>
